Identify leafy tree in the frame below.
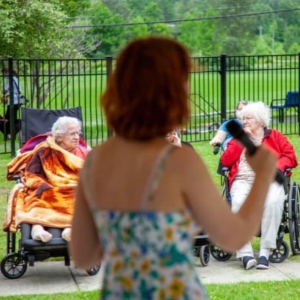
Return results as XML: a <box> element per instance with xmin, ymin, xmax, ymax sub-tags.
<box><xmin>84</xmin><ymin>2</ymin><xmax>125</xmax><ymax>57</ymax></box>
<box><xmin>59</xmin><ymin>0</ymin><xmax>91</xmax><ymax>18</ymax></box>
<box><xmin>211</xmin><ymin>0</ymin><xmax>258</xmax><ymax>55</ymax></box>
<box><xmin>126</xmin><ymin>16</ymin><xmax>149</xmax><ymax>40</ymax></box>
<box><xmin>0</xmin><ymin>0</ymin><xmax>70</xmax><ymax>58</ymax></box>
<box><xmin>283</xmin><ymin>25</ymin><xmax>300</xmax><ymax>53</ymax></box>
<box><xmin>251</xmin><ymin>36</ymin><xmax>272</xmax><ymax>55</ymax></box>
<box><xmin>288</xmin><ymin>43</ymin><xmax>300</xmax><ymax>54</ymax></box>
<box><xmin>127</xmin><ymin>0</ymin><xmax>149</xmax><ymax>15</ymax></box>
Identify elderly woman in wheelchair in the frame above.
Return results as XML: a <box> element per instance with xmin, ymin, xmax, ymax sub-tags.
<box><xmin>3</xmin><ymin>116</ymin><xmax>88</xmax><ymax>243</ymax></box>
<box><xmin>220</xmin><ymin>101</ymin><xmax>298</xmax><ymax>270</ymax></box>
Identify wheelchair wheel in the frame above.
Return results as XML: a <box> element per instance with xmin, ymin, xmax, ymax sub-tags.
<box><xmin>288</xmin><ymin>182</ymin><xmax>300</xmax><ymax>255</ymax></box>
<box><xmin>210</xmin><ymin>245</ymin><xmax>232</xmax><ymax>261</ymax></box>
<box><xmin>1</xmin><ymin>253</ymin><xmax>28</xmax><ymax>279</ymax></box>
<box><xmin>269</xmin><ymin>240</ymin><xmax>289</xmax><ymax>263</ymax></box>
<box><xmin>86</xmin><ymin>264</ymin><xmax>101</xmax><ymax>276</ymax></box>
<box><xmin>199</xmin><ymin>245</ymin><xmax>210</xmax><ymax>267</ymax></box>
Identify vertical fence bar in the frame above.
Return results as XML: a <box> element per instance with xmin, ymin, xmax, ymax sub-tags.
<box><xmin>8</xmin><ymin>57</ymin><xmax>16</xmax><ymax>156</ymax></box>
<box><xmin>106</xmin><ymin>56</ymin><xmax>113</xmax><ymax>138</ymax></box>
<box><xmin>220</xmin><ymin>54</ymin><xmax>227</xmax><ymax>123</ymax></box>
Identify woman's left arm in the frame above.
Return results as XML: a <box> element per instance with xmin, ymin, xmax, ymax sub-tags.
<box><xmin>273</xmin><ymin>131</ymin><xmax>298</xmax><ymax>171</ymax></box>
<box><xmin>70</xmin><ymin>166</ymin><xmax>103</xmax><ymax>269</ymax></box>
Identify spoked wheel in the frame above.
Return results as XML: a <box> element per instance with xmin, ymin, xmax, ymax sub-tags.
<box><xmin>269</xmin><ymin>240</ymin><xmax>289</xmax><ymax>263</ymax></box>
<box><xmin>1</xmin><ymin>253</ymin><xmax>28</xmax><ymax>279</ymax></box>
<box><xmin>199</xmin><ymin>245</ymin><xmax>210</xmax><ymax>267</ymax></box>
<box><xmin>210</xmin><ymin>245</ymin><xmax>232</xmax><ymax>261</ymax></box>
<box><xmin>86</xmin><ymin>264</ymin><xmax>101</xmax><ymax>276</ymax></box>
<box><xmin>288</xmin><ymin>182</ymin><xmax>300</xmax><ymax>255</ymax></box>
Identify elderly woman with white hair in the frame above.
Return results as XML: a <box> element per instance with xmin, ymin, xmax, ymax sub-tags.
<box><xmin>4</xmin><ymin>116</ymin><xmax>89</xmax><ymax>243</ymax></box>
<box><xmin>221</xmin><ymin>101</ymin><xmax>298</xmax><ymax>270</ymax></box>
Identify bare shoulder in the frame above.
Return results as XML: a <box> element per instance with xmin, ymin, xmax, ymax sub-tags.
<box><xmin>170</xmin><ymin>144</ymin><xmax>206</xmax><ymax>174</ymax></box>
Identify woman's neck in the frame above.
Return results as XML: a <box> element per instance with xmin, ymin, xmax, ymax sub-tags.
<box><xmin>251</xmin><ymin>127</ymin><xmax>264</xmax><ymax>139</ymax></box>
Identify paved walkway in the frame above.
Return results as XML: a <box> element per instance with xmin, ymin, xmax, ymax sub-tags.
<box><xmin>0</xmin><ymin>256</ymin><xmax>300</xmax><ymax>297</ymax></box>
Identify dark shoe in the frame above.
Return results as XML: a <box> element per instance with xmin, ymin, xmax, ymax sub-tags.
<box><xmin>256</xmin><ymin>256</ymin><xmax>269</xmax><ymax>269</ymax></box>
<box><xmin>242</xmin><ymin>256</ymin><xmax>256</xmax><ymax>270</ymax></box>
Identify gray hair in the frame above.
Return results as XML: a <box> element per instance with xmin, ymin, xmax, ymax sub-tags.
<box><xmin>240</xmin><ymin>101</ymin><xmax>271</xmax><ymax>127</ymax></box>
<box><xmin>51</xmin><ymin>116</ymin><xmax>82</xmax><ymax>140</ymax></box>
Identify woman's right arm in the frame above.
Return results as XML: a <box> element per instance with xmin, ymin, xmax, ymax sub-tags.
<box><xmin>180</xmin><ymin>145</ymin><xmax>277</xmax><ymax>252</ymax></box>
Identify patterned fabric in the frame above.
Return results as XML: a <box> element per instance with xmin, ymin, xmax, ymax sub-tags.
<box><xmin>3</xmin><ymin>136</ymin><xmax>88</xmax><ymax>232</ymax></box>
<box><xmin>92</xmin><ymin>144</ymin><xmax>208</xmax><ymax>299</ymax></box>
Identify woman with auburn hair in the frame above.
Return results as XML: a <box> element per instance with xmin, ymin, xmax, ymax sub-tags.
<box><xmin>71</xmin><ymin>36</ymin><xmax>278</xmax><ymax>299</ymax></box>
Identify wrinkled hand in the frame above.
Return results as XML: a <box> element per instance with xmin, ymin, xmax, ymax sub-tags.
<box><xmin>166</xmin><ymin>132</ymin><xmax>181</xmax><ymax>147</ymax></box>
<box><xmin>209</xmin><ymin>137</ymin><xmax>221</xmax><ymax>146</ymax></box>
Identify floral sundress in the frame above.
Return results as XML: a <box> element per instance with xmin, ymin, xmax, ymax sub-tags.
<box><xmin>92</xmin><ymin>144</ymin><xmax>209</xmax><ymax>299</ymax></box>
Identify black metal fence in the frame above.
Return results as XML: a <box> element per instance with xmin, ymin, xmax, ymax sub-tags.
<box><xmin>1</xmin><ymin>54</ymin><xmax>299</xmax><ymax>155</ymax></box>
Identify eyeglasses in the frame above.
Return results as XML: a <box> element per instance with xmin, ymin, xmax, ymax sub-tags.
<box><xmin>65</xmin><ymin>131</ymin><xmax>82</xmax><ymax>138</ymax></box>
<box><xmin>242</xmin><ymin>117</ymin><xmax>255</xmax><ymax>122</ymax></box>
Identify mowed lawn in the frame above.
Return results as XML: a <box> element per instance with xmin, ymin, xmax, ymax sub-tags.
<box><xmin>1</xmin><ymin>136</ymin><xmax>300</xmax><ymax>299</ymax></box>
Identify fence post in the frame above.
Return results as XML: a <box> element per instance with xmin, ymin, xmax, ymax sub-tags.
<box><xmin>106</xmin><ymin>56</ymin><xmax>113</xmax><ymax>138</ymax></box>
<box><xmin>220</xmin><ymin>54</ymin><xmax>227</xmax><ymax>123</ymax></box>
<box><xmin>8</xmin><ymin>57</ymin><xmax>16</xmax><ymax>156</ymax></box>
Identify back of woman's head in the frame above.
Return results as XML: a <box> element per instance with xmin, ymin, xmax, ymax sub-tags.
<box><xmin>101</xmin><ymin>36</ymin><xmax>191</xmax><ymax>140</ymax></box>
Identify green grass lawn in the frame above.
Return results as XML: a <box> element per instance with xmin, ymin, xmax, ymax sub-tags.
<box><xmin>1</xmin><ymin>138</ymin><xmax>300</xmax><ymax>299</ymax></box>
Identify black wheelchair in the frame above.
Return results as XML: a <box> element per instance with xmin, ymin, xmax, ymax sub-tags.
<box><xmin>0</xmin><ymin>107</ymin><xmax>100</xmax><ymax>279</ymax></box>
<box><xmin>210</xmin><ymin>166</ymin><xmax>300</xmax><ymax>264</ymax></box>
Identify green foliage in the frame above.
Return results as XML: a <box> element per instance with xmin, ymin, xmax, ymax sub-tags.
<box><xmin>84</xmin><ymin>2</ymin><xmax>126</xmax><ymax>57</ymax></box>
<box><xmin>288</xmin><ymin>43</ymin><xmax>300</xmax><ymax>54</ymax></box>
<box><xmin>251</xmin><ymin>37</ymin><xmax>272</xmax><ymax>55</ymax></box>
<box><xmin>0</xmin><ymin>0</ymin><xmax>71</xmax><ymax>58</ymax></box>
<box><xmin>1</xmin><ymin>0</ymin><xmax>300</xmax><ymax>58</ymax></box>
<box><xmin>127</xmin><ymin>16</ymin><xmax>149</xmax><ymax>40</ymax></box>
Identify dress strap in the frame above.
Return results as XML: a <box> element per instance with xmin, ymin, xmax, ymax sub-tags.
<box><xmin>141</xmin><ymin>144</ymin><xmax>176</xmax><ymax>210</ymax></box>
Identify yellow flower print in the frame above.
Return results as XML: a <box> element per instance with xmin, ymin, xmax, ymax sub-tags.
<box><xmin>110</xmin><ymin>247</ymin><xmax>119</xmax><ymax>257</ymax></box>
<box><xmin>112</xmin><ymin>260</ymin><xmax>124</xmax><ymax>274</ymax></box>
<box><xmin>140</xmin><ymin>259</ymin><xmax>151</xmax><ymax>274</ymax></box>
<box><xmin>119</xmin><ymin>276</ymin><xmax>133</xmax><ymax>291</ymax></box>
<box><xmin>169</xmin><ymin>278</ymin><xmax>185</xmax><ymax>298</ymax></box>
<box><xmin>129</xmin><ymin>260</ymin><xmax>135</xmax><ymax>268</ymax></box>
<box><xmin>131</xmin><ymin>250</ymin><xmax>140</xmax><ymax>259</ymax></box>
<box><xmin>165</xmin><ymin>226</ymin><xmax>174</xmax><ymax>241</ymax></box>
<box><xmin>158</xmin><ymin>289</ymin><xmax>166</xmax><ymax>300</ymax></box>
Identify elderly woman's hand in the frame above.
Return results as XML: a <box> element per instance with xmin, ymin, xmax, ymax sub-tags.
<box><xmin>166</xmin><ymin>131</ymin><xmax>181</xmax><ymax>147</ymax></box>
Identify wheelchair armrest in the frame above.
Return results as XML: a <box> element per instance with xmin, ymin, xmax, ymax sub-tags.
<box><xmin>270</xmin><ymin>98</ymin><xmax>286</xmax><ymax>108</ymax></box>
<box><xmin>221</xmin><ymin>166</ymin><xmax>230</xmax><ymax>176</ymax></box>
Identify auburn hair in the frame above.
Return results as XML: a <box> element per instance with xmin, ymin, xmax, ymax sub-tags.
<box><xmin>101</xmin><ymin>36</ymin><xmax>191</xmax><ymax>140</ymax></box>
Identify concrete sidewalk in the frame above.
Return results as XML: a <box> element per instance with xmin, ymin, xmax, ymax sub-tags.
<box><xmin>0</xmin><ymin>256</ymin><xmax>300</xmax><ymax>297</ymax></box>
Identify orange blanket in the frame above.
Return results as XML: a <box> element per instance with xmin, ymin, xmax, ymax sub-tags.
<box><xmin>3</xmin><ymin>136</ymin><xmax>87</xmax><ymax>232</ymax></box>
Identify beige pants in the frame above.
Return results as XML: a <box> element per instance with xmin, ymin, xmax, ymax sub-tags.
<box><xmin>230</xmin><ymin>180</ymin><xmax>285</xmax><ymax>258</ymax></box>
